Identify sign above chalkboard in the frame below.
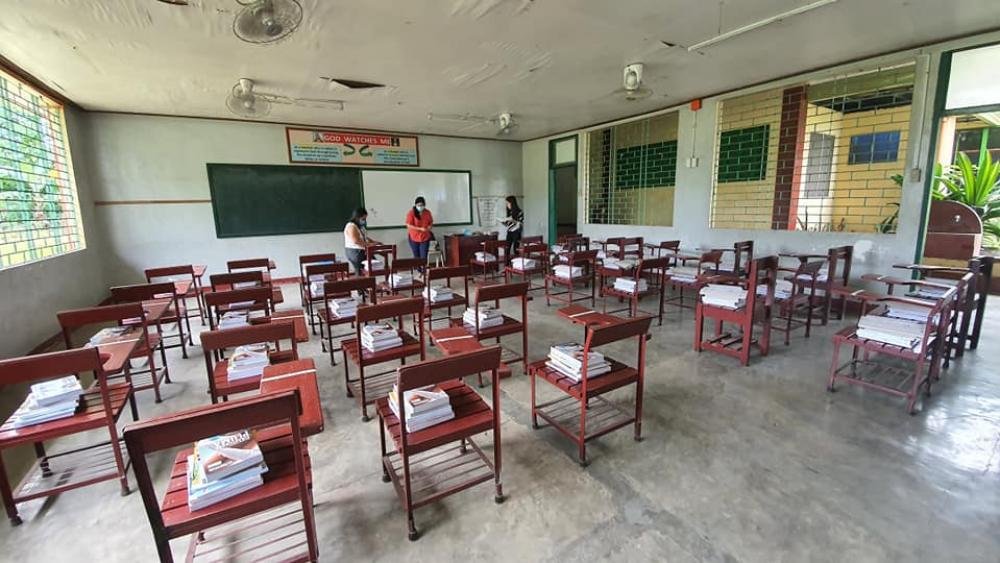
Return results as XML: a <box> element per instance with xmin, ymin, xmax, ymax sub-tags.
<box><xmin>285</xmin><ymin>127</ymin><xmax>419</xmax><ymax>167</ymax></box>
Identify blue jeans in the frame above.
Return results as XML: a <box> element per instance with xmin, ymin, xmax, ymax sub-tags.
<box><xmin>409</xmin><ymin>238</ymin><xmax>430</xmax><ymax>260</ymax></box>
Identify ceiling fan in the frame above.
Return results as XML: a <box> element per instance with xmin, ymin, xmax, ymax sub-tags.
<box><xmin>233</xmin><ymin>0</ymin><xmax>303</xmax><ymax>45</ymax></box>
<box><xmin>225</xmin><ymin>78</ymin><xmax>344</xmax><ymax>118</ymax></box>
<box><xmin>611</xmin><ymin>63</ymin><xmax>653</xmax><ymax>101</ymax></box>
<box><xmin>427</xmin><ymin>111</ymin><xmax>519</xmax><ymax>136</ymax></box>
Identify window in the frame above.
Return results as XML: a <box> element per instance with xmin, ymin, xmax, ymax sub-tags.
<box><xmin>0</xmin><ymin>67</ymin><xmax>84</xmax><ymax>269</ymax></box>
<box><xmin>584</xmin><ymin>112</ymin><xmax>678</xmax><ymax>226</ymax></box>
<box><xmin>848</xmin><ymin>131</ymin><xmax>901</xmax><ymax>164</ymax></box>
<box><xmin>802</xmin><ymin>132</ymin><xmax>835</xmax><ymax>198</ymax></box>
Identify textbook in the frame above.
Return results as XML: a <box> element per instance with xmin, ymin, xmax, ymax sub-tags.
<box><xmin>227</xmin><ymin>343</ymin><xmax>269</xmax><ymax>380</ymax></box>
<box><xmin>87</xmin><ymin>326</ymin><xmax>131</xmax><ymax>346</ymax></box>
<box><xmin>5</xmin><ymin>377</ymin><xmax>83</xmax><ymax>429</ymax></box>
<box><xmin>361</xmin><ymin>323</ymin><xmax>403</xmax><ymax>352</ymax></box>
<box><xmin>387</xmin><ymin>384</ymin><xmax>455</xmax><ymax>432</ymax></box>
<box><xmin>547</xmin><ymin>343</ymin><xmax>611</xmax><ymax>382</ymax></box>
<box><xmin>186</xmin><ymin>454</ymin><xmax>266</xmax><ymax>512</ymax></box>
<box><xmin>195</xmin><ymin>430</ymin><xmax>265</xmax><ymax>483</ymax></box>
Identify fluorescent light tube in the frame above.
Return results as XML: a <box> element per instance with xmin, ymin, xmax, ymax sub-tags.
<box><xmin>687</xmin><ymin>0</ymin><xmax>838</xmax><ymax>52</ymax></box>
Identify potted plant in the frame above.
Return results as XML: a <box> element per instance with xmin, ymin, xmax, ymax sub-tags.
<box><xmin>935</xmin><ymin>151</ymin><xmax>1000</xmax><ymax>248</ymax></box>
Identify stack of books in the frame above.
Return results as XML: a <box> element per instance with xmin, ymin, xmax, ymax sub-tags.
<box><xmin>361</xmin><ymin>323</ymin><xmax>403</xmax><ymax>352</ymax></box>
<box><xmin>390</xmin><ymin>272</ymin><xmax>414</xmax><ymax>288</ymax></box>
<box><xmin>308</xmin><ymin>274</ymin><xmax>326</xmax><ymax>299</ymax></box>
<box><xmin>595</xmin><ymin>250</ymin><xmax>607</xmax><ymax>260</ymax></box>
<box><xmin>758</xmin><ymin>279</ymin><xmax>794</xmax><ymax>300</ymax></box>
<box><xmin>363</xmin><ymin>258</ymin><xmax>385</xmax><ymax>273</ymax></box>
<box><xmin>387</xmin><ymin>384</ymin><xmax>455</xmax><ymax>432</ymax></box>
<box><xmin>227</xmin><ymin>343</ymin><xmax>269</xmax><ymax>381</ymax></box>
<box><xmin>219</xmin><ymin>310</ymin><xmax>250</xmax><ymax>330</ymax></box>
<box><xmin>613</xmin><ymin>277</ymin><xmax>648</xmax><ymax>294</ymax></box>
<box><xmin>603</xmin><ymin>258</ymin><xmax>637</xmax><ymax>271</ymax></box>
<box><xmin>856</xmin><ymin>314</ymin><xmax>927</xmax><ymax>349</ymax></box>
<box><xmin>463</xmin><ymin>305</ymin><xmax>503</xmax><ymax>329</ymax></box>
<box><xmin>699</xmin><ymin>284</ymin><xmax>747</xmax><ymax>309</ymax></box>
<box><xmin>187</xmin><ymin>430</ymin><xmax>267</xmax><ymax>512</ymax></box>
<box><xmin>423</xmin><ymin>285</ymin><xmax>454</xmax><ymax>303</ymax></box>
<box><xmin>510</xmin><ymin>257</ymin><xmax>538</xmax><ymax>271</ymax></box>
<box><xmin>908</xmin><ymin>284</ymin><xmax>951</xmax><ymax>300</ymax></box>
<box><xmin>233</xmin><ymin>281</ymin><xmax>259</xmax><ymax>290</ymax></box>
<box><xmin>552</xmin><ymin>264</ymin><xmax>583</xmax><ymax>279</ymax></box>
<box><xmin>795</xmin><ymin>269</ymin><xmax>829</xmax><ymax>284</ymax></box>
<box><xmin>328</xmin><ymin>296</ymin><xmax>359</xmax><ymax>318</ymax></box>
<box><xmin>666</xmin><ymin>265</ymin><xmax>699</xmax><ymax>283</ymax></box>
<box><xmin>474</xmin><ymin>251</ymin><xmax>497</xmax><ymax>263</ymax></box>
<box><xmin>87</xmin><ymin>326</ymin><xmax>130</xmax><ymax>346</ymax></box>
<box><xmin>5</xmin><ymin>376</ymin><xmax>83</xmax><ymax>429</ymax></box>
<box><xmin>546</xmin><ymin>343</ymin><xmax>611</xmax><ymax>382</ymax></box>
<box><xmin>884</xmin><ymin>301</ymin><xmax>935</xmax><ymax>323</ymax></box>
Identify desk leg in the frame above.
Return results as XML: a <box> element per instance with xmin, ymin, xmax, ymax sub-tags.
<box><xmin>0</xmin><ymin>452</ymin><xmax>20</xmax><ymax>526</ymax></box>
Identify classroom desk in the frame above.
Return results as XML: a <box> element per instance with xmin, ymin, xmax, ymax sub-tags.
<box><xmin>445</xmin><ymin>234</ymin><xmax>498</xmax><ymax>267</ymax></box>
<box><xmin>429</xmin><ymin>326</ymin><xmax>512</xmax><ymax>379</ymax></box>
<box><xmin>91</xmin><ymin>328</ymin><xmax>143</xmax><ymax>374</ymax></box>
<box><xmin>557</xmin><ymin>304</ymin><xmax>622</xmax><ymax>328</ymax></box>
<box><xmin>251</xmin><ymin>309</ymin><xmax>309</xmax><ymax>343</ymax></box>
<box><xmin>172</xmin><ymin>279</ymin><xmax>192</xmax><ymax>296</ymax></box>
<box><xmin>260</xmin><ymin>359</ymin><xmax>323</xmax><ymax>437</ymax></box>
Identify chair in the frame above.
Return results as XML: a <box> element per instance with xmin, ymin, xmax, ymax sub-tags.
<box><xmin>298</xmin><ymin>253</ymin><xmax>340</xmax><ymax>325</ymax></box>
<box><xmin>364</xmin><ymin>244</ymin><xmax>396</xmax><ymax>280</ymax></box>
<box><xmin>827</xmin><ymin>291</ymin><xmax>956</xmax><ymax>414</ymax></box>
<box><xmin>527</xmin><ymin>315</ymin><xmax>653</xmax><ymax>466</ymax></box>
<box><xmin>470</xmin><ymin>239</ymin><xmax>504</xmax><ymax>281</ymax></box>
<box><xmin>694</xmin><ymin>256</ymin><xmax>777</xmax><ymax>366</ymax></box>
<box><xmin>459</xmin><ymin>281</ymin><xmax>530</xmax><ymax>373</ymax></box>
<box><xmin>199</xmin><ymin>321</ymin><xmax>298</xmax><ymax>404</ymax></box>
<box><xmin>705</xmin><ymin>240</ymin><xmax>754</xmax><ymax>278</ymax></box>
<box><xmin>521</xmin><ymin>235</ymin><xmax>544</xmax><ymax>245</ymax></box>
<box><xmin>504</xmin><ymin>241</ymin><xmax>549</xmax><ymax>291</ymax></box>
<box><xmin>342</xmin><ymin>297</ymin><xmax>426</xmax><ymax>421</ymax></box>
<box><xmin>227</xmin><ymin>258</ymin><xmax>284</xmax><ymax>305</ymax></box>
<box><xmin>145</xmin><ymin>264</ymin><xmax>205</xmax><ymax>323</ymax></box>
<box><xmin>424</xmin><ymin>265</ymin><xmax>470</xmax><ymax>330</ymax></box>
<box><xmin>203</xmin><ymin>286</ymin><xmax>274</xmax><ymax>333</ymax></box>
<box><xmin>545</xmin><ymin>249</ymin><xmax>598</xmax><ymax>307</ymax></box>
<box><xmin>376</xmin><ymin>347</ymin><xmax>505</xmax><ymax>540</ymax></box>
<box><xmin>58</xmin><ymin>302</ymin><xmax>159</xmax><ymax>408</ymax></box>
<box><xmin>601</xmin><ymin>257</ymin><xmax>669</xmax><ymax>325</ymax></box>
<box><xmin>664</xmin><ymin>249</ymin><xmax>723</xmax><ymax>310</ymax></box>
<box><xmin>111</xmin><ymin>281</ymin><xmax>191</xmax><ymax>359</ymax></box>
<box><xmin>425</xmin><ymin>240</ymin><xmax>445</xmax><ymax>268</ymax></box>
<box><xmin>123</xmin><ymin>391</ymin><xmax>317</xmax><ymax>562</ymax></box>
<box><xmin>771</xmin><ymin>259</ymin><xmax>826</xmax><ymax>345</ymax></box>
<box><xmin>0</xmin><ymin>348</ymin><xmax>133</xmax><ymax>526</ymax></box>
<box><xmin>317</xmin><ymin>276</ymin><xmax>378</xmax><ymax>365</ymax></box>
<box><xmin>603</xmin><ymin>236</ymin><xmax>643</xmax><ymax>260</ymax></box>
<box><xmin>303</xmin><ymin>262</ymin><xmax>350</xmax><ymax>334</ymax></box>
<box><xmin>380</xmin><ymin>257</ymin><xmax>426</xmax><ymax>296</ymax></box>
<box><xmin>209</xmin><ymin>271</ymin><xmax>282</xmax><ymax>314</ymax></box>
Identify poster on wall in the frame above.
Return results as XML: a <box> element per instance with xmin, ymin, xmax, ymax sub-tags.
<box><xmin>286</xmin><ymin>127</ymin><xmax>419</xmax><ymax>166</ymax></box>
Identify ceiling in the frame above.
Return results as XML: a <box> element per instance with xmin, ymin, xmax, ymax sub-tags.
<box><xmin>1</xmin><ymin>0</ymin><xmax>998</xmax><ymax>141</ymax></box>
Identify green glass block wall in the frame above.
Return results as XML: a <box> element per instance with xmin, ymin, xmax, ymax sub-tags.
<box><xmin>717</xmin><ymin>125</ymin><xmax>769</xmax><ymax>183</ymax></box>
<box><xmin>615</xmin><ymin>140</ymin><xmax>678</xmax><ymax>188</ymax></box>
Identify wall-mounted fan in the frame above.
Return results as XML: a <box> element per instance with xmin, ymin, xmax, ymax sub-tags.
<box><xmin>233</xmin><ymin>0</ymin><xmax>303</xmax><ymax>45</ymax></box>
<box><xmin>612</xmin><ymin>63</ymin><xmax>653</xmax><ymax>101</ymax></box>
<box><xmin>226</xmin><ymin>78</ymin><xmax>344</xmax><ymax>118</ymax></box>
<box><xmin>427</xmin><ymin>111</ymin><xmax>518</xmax><ymax>136</ymax></box>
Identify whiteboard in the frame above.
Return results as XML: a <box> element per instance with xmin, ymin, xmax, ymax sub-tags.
<box><xmin>361</xmin><ymin>169</ymin><xmax>472</xmax><ymax>228</ymax></box>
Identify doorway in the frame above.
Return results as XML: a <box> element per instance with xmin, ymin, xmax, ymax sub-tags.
<box><xmin>549</xmin><ymin>135</ymin><xmax>578</xmax><ymax>243</ymax></box>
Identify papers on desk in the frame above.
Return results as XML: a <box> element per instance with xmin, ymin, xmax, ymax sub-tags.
<box><xmin>463</xmin><ymin>305</ymin><xmax>503</xmax><ymax>329</ymax></box>
<box><xmin>474</xmin><ymin>251</ymin><xmax>497</xmax><ymax>263</ymax></box>
<box><xmin>5</xmin><ymin>375</ymin><xmax>83</xmax><ymax>429</ymax></box>
<box><xmin>699</xmin><ymin>284</ymin><xmax>747</xmax><ymax>309</ymax></box>
<box><xmin>227</xmin><ymin>343</ymin><xmax>269</xmax><ymax>381</ymax></box>
<box><xmin>884</xmin><ymin>301</ymin><xmax>935</xmax><ymax>323</ymax></box>
<box><xmin>219</xmin><ymin>311</ymin><xmax>250</xmax><ymax>330</ymax></box>
<box><xmin>553</xmin><ymin>264</ymin><xmax>583</xmax><ymax>279</ymax></box>
<box><xmin>391</xmin><ymin>272</ymin><xmax>414</xmax><ymax>288</ymax></box>
<box><xmin>187</xmin><ymin>430</ymin><xmax>267</xmax><ymax>511</ymax></box>
<box><xmin>361</xmin><ymin>323</ymin><xmax>403</xmax><ymax>352</ymax></box>
<box><xmin>308</xmin><ymin>274</ymin><xmax>327</xmax><ymax>299</ymax></box>
<box><xmin>613</xmin><ymin>277</ymin><xmax>648</xmax><ymax>294</ymax></box>
<box><xmin>388</xmin><ymin>384</ymin><xmax>455</xmax><ymax>432</ymax></box>
<box><xmin>328</xmin><ymin>296</ymin><xmax>359</xmax><ymax>319</ymax></box>
<box><xmin>856</xmin><ymin>314</ymin><xmax>928</xmax><ymax>349</ymax></box>
<box><xmin>363</xmin><ymin>258</ymin><xmax>385</xmax><ymax>272</ymax></box>
<box><xmin>907</xmin><ymin>284</ymin><xmax>950</xmax><ymax>300</ymax></box>
<box><xmin>423</xmin><ymin>285</ymin><xmax>455</xmax><ymax>303</ymax></box>
<box><xmin>546</xmin><ymin>343</ymin><xmax>611</xmax><ymax>382</ymax></box>
<box><xmin>758</xmin><ymin>279</ymin><xmax>794</xmax><ymax>300</ymax></box>
<box><xmin>666</xmin><ymin>265</ymin><xmax>699</xmax><ymax>283</ymax></box>
<box><xmin>603</xmin><ymin>258</ymin><xmax>637</xmax><ymax>270</ymax></box>
<box><xmin>510</xmin><ymin>257</ymin><xmax>538</xmax><ymax>271</ymax></box>
<box><xmin>87</xmin><ymin>326</ymin><xmax>130</xmax><ymax>347</ymax></box>
<box><xmin>795</xmin><ymin>268</ymin><xmax>829</xmax><ymax>284</ymax></box>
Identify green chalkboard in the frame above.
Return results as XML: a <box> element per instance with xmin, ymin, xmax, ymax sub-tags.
<box><xmin>207</xmin><ymin>164</ymin><xmax>363</xmax><ymax>238</ymax></box>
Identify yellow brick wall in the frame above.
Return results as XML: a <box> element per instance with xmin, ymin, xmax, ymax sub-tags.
<box><xmin>711</xmin><ymin>87</ymin><xmax>783</xmax><ymax>229</ymax></box>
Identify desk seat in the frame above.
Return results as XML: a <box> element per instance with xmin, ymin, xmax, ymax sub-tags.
<box><xmin>159</xmin><ymin>426</ymin><xmax>311</xmax><ymax>537</ymax></box>
<box><xmin>376</xmin><ymin>380</ymin><xmax>492</xmax><ymax>455</ymax></box>
<box><xmin>527</xmin><ymin>358</ymin><xmax>637</xmax><ymax>399</ymax></box>
<box><xmin>0</xmin><ymin>382</ymin><xmax>132</xmax><ymax>445</ymax></box>
<box><xmin>211</xmin><ymin>350</ymin><xmax>294</xmax><ymax>399</ymax></box>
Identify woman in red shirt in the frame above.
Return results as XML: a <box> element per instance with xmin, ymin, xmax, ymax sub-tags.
<box><xmin>405</xmin><ymin>196</ymin><xmax>434</xmax><ymax>260</ymax></box>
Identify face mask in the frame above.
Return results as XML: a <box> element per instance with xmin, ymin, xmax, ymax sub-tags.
<box><xmin>359</xmin><ymin>220</ymin><xmax>367</xmax><ymax>228</ymax></box>
<box><xmin>415</xmin><ymin>205</ymin><xmax>425</xmax><ymax>212</ymax></box>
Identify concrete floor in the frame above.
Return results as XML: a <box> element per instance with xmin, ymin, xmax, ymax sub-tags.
<box><xmin>1</xmin><ymin>285</ymin><xmax>998</xmax><ymax>562</ymax></box>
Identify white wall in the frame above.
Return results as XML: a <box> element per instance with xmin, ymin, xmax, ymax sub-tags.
<box><xmin>82</xmin><ymin>114</ymin><xmax>523</xmax><ymax>284</ymax></box>
<box><xmin>520</xmin><ymin>33</ymin><xmax>1000</xmax><ymax>280</ymax></box>
<box><xmin>0</xmin><ymin>107</ymin><xmax>109</xmax><ymax>358</ymax></box>
<box><xmin>521</xmin><ymin>138</ymin><xmax>549</xmax><ymax>238</ymax></box>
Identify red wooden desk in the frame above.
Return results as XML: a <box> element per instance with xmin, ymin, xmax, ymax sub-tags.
<box><xmin>252</xmin><ymin>309</ymin><xmax>309</xmax><ymax>343</ymax></box>
<box><xmin>260</xmin><ymin>359</ymin><xmax>323</xmax><ymax>437</ymax></box>
<box><xmin>192</xmin><ymin>264</ymin><xmax>207</xmax><ymax>280</ymax></box>
<box><xmin>92</xmin><ymin>327</ymin><xmax>144</xmax><ymax>374</ymax></box>
<box><xmin>557</xmin><ymin>304</ymin><xmax>621</xmax><ymax>328</ymax></box>
<box><xmin>430</xmin><ymin>327</ymin><xmax>512</xmax><ymax>379</ymax></box>
<box><xmin>171</xmin><ymin>279</ymin><xmax>192</xmax><ymax>296</ymax></box>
